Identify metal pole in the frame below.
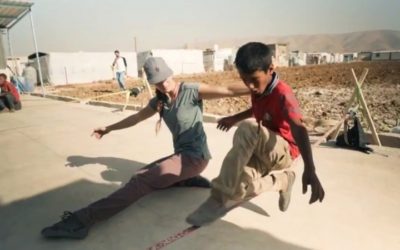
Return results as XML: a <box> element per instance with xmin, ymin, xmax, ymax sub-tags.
<box><xmin>7</xmin><ymin>30</ymin><xmax>12</xmax><ymax>56</ymax></box>
<box><xmin>29</xmin><ymin>9</ymin><xmax>44</xmax><ymax>96</ymax></box>
<box><xmin>6</xmin><ymin>29</ymin><xmax>18</xmax><ymax>75</ymax></box>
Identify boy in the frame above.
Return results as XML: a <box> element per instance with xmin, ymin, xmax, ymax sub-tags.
<box><xmin>0</xmin><ymin>73</ymin><xmax>22</xmax><ymax>112</ymax></box>
<box><xmin>187</xmin><ymin>42</ymin><xmax>325</xmax><ymax>226</ymax></box>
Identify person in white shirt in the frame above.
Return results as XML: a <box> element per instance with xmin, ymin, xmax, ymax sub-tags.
<box><xmin>112</xmin><ymin>50</ymin><xmax>127</xmax><ymax>90</ymax></box>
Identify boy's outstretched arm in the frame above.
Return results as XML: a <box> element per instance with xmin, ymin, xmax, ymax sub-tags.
<box><xmin>288</xmin><ymin>117</ymin><xmax>325</xmax><ymax>204</ymax></box>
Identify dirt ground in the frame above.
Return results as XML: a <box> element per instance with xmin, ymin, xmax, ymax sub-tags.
<box><xmin>48</xmin><ymin>61</ymin><xmax>400</xmax><ymax>133</ymax></box>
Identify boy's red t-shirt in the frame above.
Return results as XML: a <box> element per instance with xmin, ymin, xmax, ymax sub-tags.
<box><xmin>1</xmin><ymin>81</ymin><xmax>20</xmax><ymax>102</ymax></box>
<box><xmin>251</xmin><ymin>77</ymin><xmax>302</xmax><ymax>159</ymax></box>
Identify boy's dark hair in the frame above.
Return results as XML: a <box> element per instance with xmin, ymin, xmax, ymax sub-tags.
<box><xmin>114</xmin><ymin>50</ymin><xmax>120</xmax><ymax>53</ymax></box>
<box><xmin>0</xmin><ymin>73</ymin><xmax>7</xmax><ymax>79</ymax></box>
<box><xmin>235</xmin><ymin>42</ymin><xmax>273</xmax><ymax>74</ymax></box>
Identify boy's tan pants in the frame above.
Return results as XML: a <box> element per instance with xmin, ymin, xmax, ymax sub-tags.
<box><xmin>211</xmin><ymin>120</ymin><xmax>294</xmax><ymax>202</ymax></box>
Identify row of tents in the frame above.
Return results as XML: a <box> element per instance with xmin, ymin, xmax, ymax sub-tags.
<box><xmin>7</xmin><ymin>49</ymin><xmax>229</xmax><ymax>86</ymax></box>
<box><xmin>7</xmin><ymin>47</ymin><xmax>400</xmax><ymax>87</ymax></box>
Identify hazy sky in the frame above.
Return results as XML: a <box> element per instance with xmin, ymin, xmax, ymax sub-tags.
<box><xmin>5</xmin><ymin>0</ymin><xmax>400</xmax><ymax>56</ymax></box>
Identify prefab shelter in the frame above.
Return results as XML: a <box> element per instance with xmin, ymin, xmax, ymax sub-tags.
<box><xmin>343</xmin><ymin>53</ymin><xmax>358</xmax><ymax>62</ymax></box>
<box><xmin>28</xmin><ymin>51</ymin><xmax>138</xmax><ymax>85</ymax></box>
<box><xmin>306</xmin><ymin>52</ymin><xmax>335</xmax><ymax>65</ymax></box>
<box><xmin>137</xmin><ymin>49</ymin><xmax>204</xmax><ymax>75</ymax></box>
<box><xmin>306</xmin><ymin>53</ymin><xmax>320</xmax><ymax>65</ymax></box>
<box><xmin>390</xmin><ymin>51</ymin><xmax>400</xmax><ymax>60</ymax></box>
<box><xmin>289</xmin><ymin>50</ymin><xmax>307</xmax><ymax>66</ymax></box>
<box><xmin>320</xmin><ymin>53</ymin><xmax>334</xmax><ymax>64</ymax></box>
<box><xmin>358</xmin><ymin>52</ymin><xmax>372</xmax><ymax>61</ymax></box>
<box><xmin>371</xmin><ymin>51</ymin><xmax>390</xmax><ymax>61</ymax></box>
<box><xmin>267</xmin><ymin>43</ymin><xmax>289</xmax><ymax>67</ymax></box>
<box><xmin>332</xmin><ymin>53</ymin><xmax>344</xmax><ymax>63</ymax></box>
<box><xmin>203</xmin><ymin>47</ymin><xmax>235</xmax><ymax>72</ymax></box>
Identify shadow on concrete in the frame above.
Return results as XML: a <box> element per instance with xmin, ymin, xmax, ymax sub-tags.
<box><xmin>65</xmin><ymin>155</ymin><xmax>270</xmax><ymax>217</ymax></box>
<box><xmin>0</xmin><ymin>180</ymin><xmax>119</xmax><ymax>250</ymax></box>
<box><xmin>0</xmin><ymin>179</ymin><xmax>310</xmax><ymax>250</ymax></box>
<box><xmin>240</xmin><ymin>202</ymin><xmax>270</xmax><ymax>217</ymax></box>
<box><xmin>65</xmin><ymin>155</ymin><xmax>146</xmax><ymax>184</ymax></box>
<box><xmin>319</xmin><ymin>141</ymin><xmax>390</xmax><ymax>158</ymax></box>
<box><xmin>183</xmin><ymin>219</ymin><xmax>313</xmax><ymax>250</ymax></box>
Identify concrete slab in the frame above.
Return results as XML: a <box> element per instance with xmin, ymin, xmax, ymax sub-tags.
<box><xmin>1</xmin><ymin>95</ymin><xmax>399</xmax><ymax>250</ymax></box>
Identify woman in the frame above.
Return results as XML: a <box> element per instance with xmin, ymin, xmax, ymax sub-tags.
<box><xmin>41</xmin><ymin>57</ymin><xmax>249</xmax><ymax>239</ymax></box>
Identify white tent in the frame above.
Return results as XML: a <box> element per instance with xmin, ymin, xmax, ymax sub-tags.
<box><xmin>29</xmin><ymin>52</ymin><xmax>138</xmax><ymax>85</ymax></box>
<box><xmin>137</xmin><ymin>49</ymin><xmax>204</xmax><ymax>75</ymax></box>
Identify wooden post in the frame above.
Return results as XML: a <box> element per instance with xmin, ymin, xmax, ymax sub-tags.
<box><xmin>122</xmin><ymin>90</ymin><xmax>130</xmax><ymax>112</ymax></box>
<box><xmin>313</xmin><ymin>116</ymin><xmax>347</xmax><ymax>146</ymax></box>
<box><xmin>332</xmin><ymin>68</ymin><xmax>368</xmax><ymax>139</ymax></box>
<box><xmin>142</xmin><ymin>67</ymin><xmax>153</xmax><ymax>98</ymax></box>
<box><xmin>351</xmin><ymin>68</ymin><xmax>381</xmax><ymax>146</ymax></box>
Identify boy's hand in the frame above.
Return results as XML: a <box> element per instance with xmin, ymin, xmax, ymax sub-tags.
<box><xmin>91</xmin><ymin>127</ymin><xmax>110</xmax><ymax>139</ymax></box>
<box><xmin>217</xmin><ymin>116</ymin><xmax>237</xmax><ymax>132</ymax></box>
<box><xmin>302</xmin><ymin>169</ymin><xmax>325</xmax><ymax>204</ymax></box>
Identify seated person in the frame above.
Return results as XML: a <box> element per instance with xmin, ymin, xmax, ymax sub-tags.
<box><xmin>0</xmin><ymin>73</ymin><xmax>22</xmax><ymax>112</ymax></box>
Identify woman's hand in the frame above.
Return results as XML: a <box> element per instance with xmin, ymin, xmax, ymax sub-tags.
<box><xmin>91</xmin><ymin>127</ymin><xmax>110</xmax><ymax>139</ymax></box>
